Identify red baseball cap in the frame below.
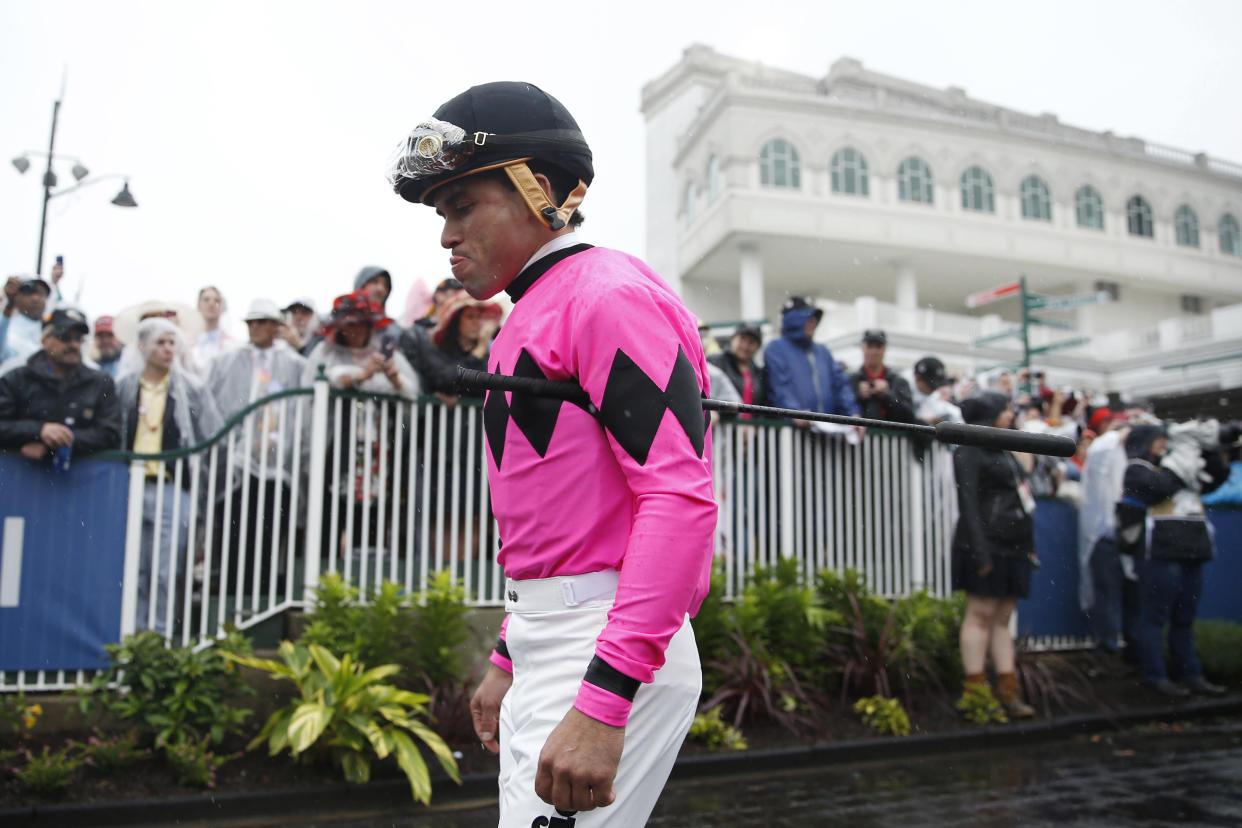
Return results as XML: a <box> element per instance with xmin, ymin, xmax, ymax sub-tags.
<box><xmin>1089</xmin><ymin>408</ymin><xmax>1113</xmax><ymax>432</ymax></box>
<box><xmin>95</xmin><ymin>315</ymin><xmax>115</xmax><ymax>334</ymax></box>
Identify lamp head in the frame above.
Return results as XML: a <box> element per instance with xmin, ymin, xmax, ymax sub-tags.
<box><xmin>71</xmin><ymin>163</ymin><xmax>89</xmax><ymax>181</ymax></box>
<box><xmin>11</xmin><ymin>156</ymin><xmax>30</xmax><ymax>174</ymax></box>
<box><xmin>111</xmin><ymin>181</ymin><xmax>137</xmax><ymax>207</ymax></box>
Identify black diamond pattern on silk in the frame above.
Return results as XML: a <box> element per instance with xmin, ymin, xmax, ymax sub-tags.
<box><xmin>599</xmin><ymin>346</ymin><xmax>706</xmax><ymax>466</ymax></box>
<box><xmin>484</xmin><ymin>350</ymin><xmax>585</xmax><ymax>470</ymax></box>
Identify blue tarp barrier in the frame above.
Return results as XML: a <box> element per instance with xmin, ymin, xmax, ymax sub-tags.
<box><xmin>1019</xmin><ymin>500</ymin><xmax>1242</xmax><ymax>639</ymax></box>
<box><xmin>0</xmin><ymin>456</ymin><xmax>129</xmax><ymax>671</ymax></box>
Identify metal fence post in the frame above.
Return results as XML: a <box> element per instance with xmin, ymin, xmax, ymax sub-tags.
<box><xmin>301</xmin><ymin>372</ymin><xmax>331</xmax><ymax>610</ymax></box>
<box><xmin>119</xmin><ymin>460</ymin><xmax>146</xmax><ymax>638</ymax></box>
<box><xmin>909</xmin><ymin>457</ymin><xmax>926</xmax><ymax>592</ymax></box>
<box><xmin>778</xmin><ymin>426</ymin><xmax>795</xmax><ymax>558</ymax></box>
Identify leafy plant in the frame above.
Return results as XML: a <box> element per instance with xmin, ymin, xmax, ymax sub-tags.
<box><xmin>691</xmin><ymin>561</ymin><xmax>734</xmax><ymax>691</ymax></box>
<box><xmin>78</xmin><ymin>728</ymin><xmax>149</xmax><ymax>773</ymax></box>
<box><xmin>687</xmin><ymin>708</ymin><xmax>747</xmax><ymax>751</ymax></box>
<box><xmin>301</xmin><ymin>575</ymin><xmax>409</xmax><ymax>672</ymax></box>
<box><xmin>1015</xmin><ymin>642</ymin><xmax>1096</xmax><ymax>716</ymax></box>
<box><xmin>225</xmin><ymin>641</ymin><xmax>460</xmax><ymax>805</ymax></box>
<box><xmin>14</xmin><ymin>744</ymin><xmax>83</xmax><ymax>796</ymax></box>
<box><xmin>852</xmin><ymin>695</ymin><xmax>911</xmax><ymax>737</ymax></box>
<box><xmin>701</xmin><ymin>627</ymin><xmax>812</xmax><ymax>733</ymax></box>
<box><xmin>163</xmin><ymin>738</ymin><xmax>235</xmax><ymax>788</ymax></box>
<box><xmin>816</xmin><ymin>569</ymin><xmax>947</xmax><ymax>704</ymax></box>
<box><xmin>1195</xmin><ymin>620</ymin><xmax>1242</xmax><ymax>682</ymax></box>
<box><xmin>954</xmin><ymin>683</ymin><xmax>1008</xmax><ymax>725</ymax></box>
<box><xmin>0</xmin><ymin>691</ymin><xmax>42</xmax><ymax>734</ymax></box>
<box><xmin>407</xmin><ymin>570</ymin><xmax>471</xmax><ymax>689</ymax></box>
<box><xmin>733</xmin><ymin>559</ymin><xmax>830</xmax><ymax>685</ymax></box>
<box><xmin>77</xmin><ymin>630</ymin><xmax>255</xmax><ymax>747</ymax></box>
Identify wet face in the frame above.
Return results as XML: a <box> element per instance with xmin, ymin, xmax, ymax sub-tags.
<box><xmin>340</xmin><ymin>320</ymin><xmax>371</xmax><ymax>349</ymax></box>
<box><xmin>731</xmin><ymin>333</ymin><xmax>759</xmax><ymax>363</ymax></box>
<box><xmin>43</xmin><ymin>329</ymin><xmax>84</xmax><ymax>369</ymax></box>
<box><xmin>434</xmin><ymin>174</ymin><xmax>550</xmax><ymax>300</ymax></box>
<box><xmin>145</xmin><ymin>332</ymin><xmax>177</xmax><ymax>371</ymax></box>
<box><xmin>247</xmin><ymin>319</ymin><xmax>279</xmax><ymax>348</ymax></box>
<box><xmin>803</xmin><ymin>315</ymin><xmax>820</xmax><ymax>339</ymax></box>
<box><xmin>198</xmin><ymin>288</ymin><xmax>223</xmax><ymax>323</ymax></box>
<box><xmin>95</xmin><ymin>330</ymin><xmax>122</xmax><ymax>361</ymax></box>
<box><xmin>364</xmin><ymin>277</ymin><xmax>390</xmax><ymax>306</ymax></box>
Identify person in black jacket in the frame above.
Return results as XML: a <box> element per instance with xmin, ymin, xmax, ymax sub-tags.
<box><xmin>0</xmin><ymin>308</ymin><xmax>120</xmax><ymax>462</ymax></box>
<box><xmin>952</xmin><ymin>390</ymin><xmax>1036</xmax><ymax>718</ymax></box>
<box><xmin>707</xmin><ymin>322</ymin><xmax>766</xmax><ymax>415</ymax></box>
<box><xmin>1116</xmin><ymin>422</ymin><xmax>1229</xmax><ymax>697</ymax></box>
<box><xmin>849</xmin><ymin>329</ymin><xmax>915</xmax><ymax>425</ymax></box>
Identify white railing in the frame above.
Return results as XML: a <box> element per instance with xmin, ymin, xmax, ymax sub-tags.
<box><xmin>5</xmin><ymin>380</ymin><xmax>1080</xmax><ymax>694</ymax></box>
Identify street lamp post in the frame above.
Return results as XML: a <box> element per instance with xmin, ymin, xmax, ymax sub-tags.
<box><xmin>11</xmin><ymin>96</ymin><xmax>137</xmax><ymax>276</ymax></box>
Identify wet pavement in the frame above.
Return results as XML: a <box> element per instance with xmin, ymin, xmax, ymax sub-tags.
<box><xmin>172</xmin><ymin>720</ymin><xmax>1242</xmax><ymax>826</ymax></box>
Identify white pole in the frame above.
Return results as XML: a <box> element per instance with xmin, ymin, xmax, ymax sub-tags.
<box><xmin>302</xmin><ymin>374</ymin><xmax>330</xmax><ymax>608</ymax></box>
<box><xmin>119</xmin><ymin>460</ymin><xmax>145</xmax><ymax>638</ymax></box>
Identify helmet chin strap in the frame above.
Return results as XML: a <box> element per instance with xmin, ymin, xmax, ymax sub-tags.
<box><xmin>502</xmin><ymin>162</ymin><xmax>587</xmax><ymax>231</ymax></box>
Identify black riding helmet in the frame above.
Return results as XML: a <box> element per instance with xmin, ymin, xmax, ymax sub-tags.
<box><xmin>387</xmin><ymin>82</ymin><xmax>593</xmax><ymax>229</ymax></box>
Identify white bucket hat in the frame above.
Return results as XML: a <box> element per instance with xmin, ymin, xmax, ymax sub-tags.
<box><xmin>243</xmin><ymin>298</ymin><xmax>284</xmax><ymax>324</ymax></box>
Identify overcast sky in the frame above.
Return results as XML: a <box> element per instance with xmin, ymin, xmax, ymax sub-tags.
<box><xmin>3</xmin><ymin>0</ymin><xmax>1240</xmax><ymax>333</ymax></box>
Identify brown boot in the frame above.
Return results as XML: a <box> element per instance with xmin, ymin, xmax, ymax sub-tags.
<box><xmin>995</xmin><ymin>672</ymin><xmax>1035</xmax><ymax>718</ymax></box>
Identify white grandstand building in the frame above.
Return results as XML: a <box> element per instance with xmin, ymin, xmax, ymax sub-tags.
<box><xmin>641</xmin><ymin>45</ymin><xmax>1242</xmax><ymax>407</ymax></box>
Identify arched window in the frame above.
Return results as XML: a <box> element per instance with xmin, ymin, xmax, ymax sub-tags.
<box><xmin>897</xmin><ymin>157</ymin><xmax>934</xmax><ymax>204</ymax></box>
<box><xmin>1221</xmin><ymin>214</ymin><xmax>1242</xmax><ymax>256</ymax></box>
<box><xmin>684</xmin><ymin>181</ymin><xmax>697</xmax><ymax>226</ymax></box>
<box><xmin>759</xmin><ymin>139</ymin><xmax>801</xmax><ymax>189</ymax></box>
<box><xmin>706</xmin><ymin>155</ymin><xmax>722</xmax><ymax>203</ymax></box>
<box><xmin>961</xmin><ymin>166</ymin><xmax>995</xmax><ymax>213</ymax></box>
<box><xmin>1019</xmin><ymin>175</ymin><xmax>1051</xmax><ymax>221</ymax></box>
<box><xmin>830</xmin><ymin>147</ymin><xmax>869</xmax><ymax>196</ymax></box>
<box><xmin>1075</xmin><ymin>185</ymin><xmax>1104</xmax><ymax>230</ymax></box>
<box><xmin>1174</xmin><ymin>205</ymin><xmax>1199</xmax><ymax>247</ymax></box>
<box><xmin>1127</xmin><ymin>195</ymin><xmax>1154</xmax><ymax>238</ymax></box>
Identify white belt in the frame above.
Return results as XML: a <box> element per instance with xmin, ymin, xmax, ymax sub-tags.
<box><xmin>505</xmin><ymin>569</ymin><xmax>620</xmax><ymax>612</ymax></box>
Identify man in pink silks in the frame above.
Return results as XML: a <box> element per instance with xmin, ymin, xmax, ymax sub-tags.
<box><xmin>388</xmin><ymin>82</ymin><xmax>717</xmax><ymax>827</ymax></box>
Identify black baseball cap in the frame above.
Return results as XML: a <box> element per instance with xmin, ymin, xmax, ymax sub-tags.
<box><xmin>861</xmin><ymin>329</ymin><xmax>887</xmax><ymax>345</ymax></box>
<box><xmin>914</xmin><ymin>356</ymin><xmax>951</xmax><ymax>387</ymax></box>
<box><xmin>435</xmin><ymin>278</ymin><xmax>464</xmax><ymax>292</ymax></box>
<box><xmin>781</xmin><ymin>296</ymin><xmax>823</xmax><ymax>319</ymax></box>
<box><xmin>43</xmin><ymin>307</ymin><xmax>90</xmax><ymax>338</ymax></box>
<box><xmin>733</xmin><ymin>322</ymin><xmax>762</xmax><ymax>343</ymax></box>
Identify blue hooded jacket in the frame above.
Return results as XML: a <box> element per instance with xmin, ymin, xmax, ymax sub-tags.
<box><xmin>762</xmin><ymin>307</ymin><xmax>860</xmax><ymax>417</ymax></box>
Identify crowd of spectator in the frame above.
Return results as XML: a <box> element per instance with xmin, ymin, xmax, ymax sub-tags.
<box><xmin>0</xmin><ymin>263</ymin><xmax>501</xmax><ymax>635</ymax></box>
<box><xmin>703</xmin><ymin>294</ymin><xmax>1242</xmax><ymax>705</ymax></box>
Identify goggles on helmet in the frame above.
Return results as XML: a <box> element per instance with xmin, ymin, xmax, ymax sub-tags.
<box><xmin>385</xmin><ymin>118</ymin><xmax>495</xmax><ymax>189</ymax></box>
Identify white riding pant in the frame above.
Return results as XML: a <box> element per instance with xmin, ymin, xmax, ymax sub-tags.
<box><xmin>498</xmin><ymin>570</ymin><xmax>700</xmax><ymax>827</ymax></box>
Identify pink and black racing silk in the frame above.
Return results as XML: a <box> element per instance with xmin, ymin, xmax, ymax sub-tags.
<box><xmin>484</xmin><ymin>244</ymin><xmax>717</xmax><ymax>726</ymax></box>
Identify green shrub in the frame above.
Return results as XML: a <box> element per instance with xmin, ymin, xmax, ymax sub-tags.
<box><xmin>163</xmin><ymin>738</ymin><xmax>234</xmax><ymax>788</ymax></box>
<box><xmin>226</xmin><ymin>641</ymin><xmax>459</xmax><ymax>805</ymax></box>
<box><xmin>77</xmin><ymin>629</ymin><xmax>255</xmax><ymax>748</ymax></box>
<box><xmin>701</xmin><ymin>626</ymin><xmax>811</xmax><ymax>732</ymax></box>
<box><xmin>734</xmin><ymin>559</ymin><xmax>829</xmax><ymax>684</ymax></box>
<box><xmin>852</xmin><ymin>695</ymin><xmax>911</xmax><ymax>737</ymax></box>
<box><xmin>691</xmin><ymin>561</ymin><xmax>734</xmax><ymax>691</ymax></box>
<box><xmin>301</xmin><ymin>575</ymin><xmax>408</xmax><ymax>670</ymax></box>
<box><xmin>14</xmin><ymin>744</ymin><xmax>82</xmax><ymax>796</ymax></box>
<box><xmin>687</xmin><ymin>708</ymin><xmax>747</xmax><ymax>751</ymax></box>
<box><xmin>1195</xmin><ymin>620</ymin><xmax>1242</xmax><ymax>682</ymax></box>
<box><xmin>954</xmin><ymin>683</ymin><xmax>1007</xmax><ymax>725</ymax></box>
<box><xmin>79</xmin><ymin>728</ymin><xmax>149</xmax><ymax>773</ymax></box>
<box><xmin>407</xmin><ymin>570</ymin><xmax>471</xmax><ymax>688</ymax></box>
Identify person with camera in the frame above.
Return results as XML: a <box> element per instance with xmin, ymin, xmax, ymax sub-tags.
<box><xmin>1117</xmin><ymin>421</ymin><xmax>1231</xmax><ymax>697</ymax></box>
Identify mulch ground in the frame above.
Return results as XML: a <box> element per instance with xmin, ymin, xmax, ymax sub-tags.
<box><xmin>1</xmin><ymin>651</ymin><xmax>1232</xmax><ymax>810</ymax></box>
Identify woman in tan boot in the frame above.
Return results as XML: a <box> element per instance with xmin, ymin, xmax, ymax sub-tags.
<box><xmin>952</xmin><ymin>392</ymin><xmax>1037</xmax><ymax>719</ymax></box>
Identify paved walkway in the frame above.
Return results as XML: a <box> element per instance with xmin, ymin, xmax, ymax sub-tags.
<box><xmin>156</xmin><ymin>721</ymin><xmax>1242</xmax><ymax>827</ymax></box>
